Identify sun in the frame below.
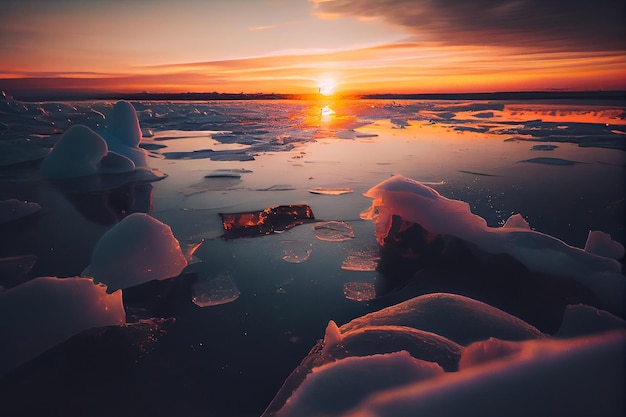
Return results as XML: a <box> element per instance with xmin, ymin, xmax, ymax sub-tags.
<box><xmin>318</xmin><ymin>79</ymin><xmax>336</xmax><ymax>96</ymax></box>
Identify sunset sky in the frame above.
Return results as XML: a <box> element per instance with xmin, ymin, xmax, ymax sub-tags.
<box><xmin>1</xmin><ymin>0</ymin><xmax>625</xmax><ymax>95</ymax></box>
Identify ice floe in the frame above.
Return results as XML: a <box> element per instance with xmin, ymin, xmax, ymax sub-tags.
<box><xmin>0</xmin><ymin>277</ymin><xmax>125</xmax><ymax>377</ymax></box>
<box><xmin>341</xmin><ymin>331</ymin><xmax>625</xmax><ymax>417</ymax></box>
<box><xmin>266</xmin><ymin>291</ymin><xmax>625</xmax><ymax>417</ymax></box>
<box><xmin>83</xmin><ymin>213</ymin><xmax>188</xmax><ymax>291</ymax></box>
<box><xmin>39</xmin><ymin>101</ymin><xmax>157</xmax><ymax>179</ymax></box>
<box><xmin>360</xmin><ymin>175</ymin><xmax>625</xmax><ymax>314</ymax></box>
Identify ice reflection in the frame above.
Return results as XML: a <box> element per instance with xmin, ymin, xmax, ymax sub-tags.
<box><xmin>320</xmin><ymin>105</ymin><xmax>335</xmax><ymax>124</ymax></box>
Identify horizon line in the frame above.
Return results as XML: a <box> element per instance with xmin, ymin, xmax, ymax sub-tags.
<box><xmin>3</xmin><ymin>89</ymin><xmax>625</xmax><ymax>102</ymax></box>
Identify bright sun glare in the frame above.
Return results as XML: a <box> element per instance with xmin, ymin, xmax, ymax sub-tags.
<box><xmin>318</xmin><ymin>80</ymin><xmax>336</xmax><ymax>96</ymax></box>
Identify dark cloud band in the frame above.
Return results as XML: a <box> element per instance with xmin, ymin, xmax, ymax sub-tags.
<box><xmin>312</xmin><ymin>0</ymin><xmax>626</xmax><ymax>52</ymax></box>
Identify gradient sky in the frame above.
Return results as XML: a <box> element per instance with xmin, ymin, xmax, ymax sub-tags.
<box><xmin>1</xmin><ymin>0</ymin><xmax>625</xmax><ymax>95</ymax></box>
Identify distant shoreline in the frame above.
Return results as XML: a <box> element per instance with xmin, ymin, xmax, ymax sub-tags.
<box><xmin>3</xmin><ymin>89</ymin><xmax>625</xmax><ymax>102</ymax></box>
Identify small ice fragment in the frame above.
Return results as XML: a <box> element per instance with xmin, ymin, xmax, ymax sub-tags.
<box><xmin>185</xmin><ymin>176</ymin><xmax>242</xmax><ymax>195</ymax></box>
<box><xmin>584</xmin><ymin>230</ymin><xmax>625</xmax><ymax>259</ymax></box>
<box><xmin>282</xmin><ymin>243</ymin><xmax>313</xmax><ymax>263</ymax></box>
<box><xmin>391</xmin><ymin>118</ymin><xmax>410</xmax><ymax>128</ymax></box>
<box><xmin>256</xmin><ymin>184</ymin><xmax>296</xmax><ymax>191</ymax></box>
<box><xmin>275</xmin><ymin>277</ymin><xmax>294</xmax><ymax>294</ymax></box>
<box><xmin>314</xmin><ymin>221</ymin><xmax>354</xmax><ymax>242</ymax></box>
<box><xmin>205</xmin><ymin>168</ymin><xmax>252</xmax><ymax>178</ymax></box>
<box><xmin>0</xmin><ymin>199</ymin><xmax>41</xmax><ymax>223</ymax></box>
<box><xmin>336</xmin><ymin>130</ymin><xmax>356</xmax><ymax>139</ymax></box>
<box><xmin>192</xmin><ymin>273</ymin><xmax>240</xmax><ymax>307</ymax></box>
<box><xmin>531</xmin><ymin>144</ymin><xmax>558</xmax><ymax>151</ymax></box>
<box><xmin>518</xmin><ymin>157</ymin><xmax>582</xmax><ymax>165</ymax></box>
<box><xmin>341</xmin><ymin>247</ymin><xmax>379</xmax><ymax>271</ymax></box>
<box><xmin>308</xmin><ymin>187</ymin><xmax>353</xmax><ymax>195</ymax></box>
<box><xmin>343</xmin><ymin>282</ymin><xmax>376</xmax><ymax>302</ymax></box>
<box><xmin>182</xmin><ymin>241</ymin><xmax>204</xmax><ymax>264</ymax></box>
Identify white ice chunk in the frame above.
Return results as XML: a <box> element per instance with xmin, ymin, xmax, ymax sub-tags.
<box><xmin>191</xmin><ymin>273</ymin><xmax>240</xmax><ymax>307</ymax></box>
<box><xmin>344</xmin><ymin>331</ymin><xmax>626</xmax><ymax>417</ymax></box>
<box><xmin>502</xmin><ymin>213</ymin><xmax>530</xmax><ymax>229</ymax></box>
<box><xmin>83</xmin><ymin>213</ymin><xmax>188</xmax><ymax>291</ymax></box>
<box><xmin>40</xmin><ymin>125</ymin><xmax>135</xmax><ymax>179</ymax></box>
<box><xmin>99</xmin><ymin>101</ymin><xmax>149</xmax><ymax>168</ymax></box>
<box><xmin>0</xmin><ymin>199</ymin><xmax>41</xmax><ymax>223</ymax></box>
<box><xmin>584</xmin><ymin>230</ymin><xmax>625</xmax><ymax>260</ymax></box>
<box><xmin>106</xmin><ymin>100</ymin><xmax>141</xmax><ymax>147</ymax></box>
<box><xmin>361</xmin><ymin>175</ymin><xmax>625</xmax><ymax>314</ymax></box>
<box><xmin>0</xmin><ymin>277</ymin><xmax>125</xmax><ymax>377</ymax></box>
<box><xmin>339</xmin><ymin>293</ymin><xmax>544</xmax><ymax>345</ymax></box>
<box><xmin>275</xmin><ymin>351</ymin><xmax>444</xmax><ymax>417</ymax></box>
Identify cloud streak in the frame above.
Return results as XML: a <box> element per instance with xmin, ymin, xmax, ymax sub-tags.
<box><xmin>249</xmin><ymin>20</ymin><xmax>302</xmax><ymax>31</ymax></box>
<box><xmin>2</xmin><ymin>41</ymin><xmax>624</xmax><ymax>95</ymax></box>
<box><xmin>311</xmin><ymin>0</ymin><xmax>626</xmax><ymax>52</ymax></box>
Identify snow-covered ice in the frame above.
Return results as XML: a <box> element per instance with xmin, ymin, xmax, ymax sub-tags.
<box><xmin>83</xmin><ymin>213</ymin><xmax>188</xmax><ymax>291</ymax></box>
<box><xmin>361</xmin><ymin>175</ymin><xmax>626</xmax><ymax>314</ymax></box>
<box><xmin>0</xmin><ymin>277</ymin><xmax>125</xmax><ymax>377</ymax></box>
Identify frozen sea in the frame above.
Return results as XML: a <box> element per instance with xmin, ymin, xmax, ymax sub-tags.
<box><xmin>0</xmin><ymin>93</ymin><xmax>625</xmax><ymax>416</ymax></box>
